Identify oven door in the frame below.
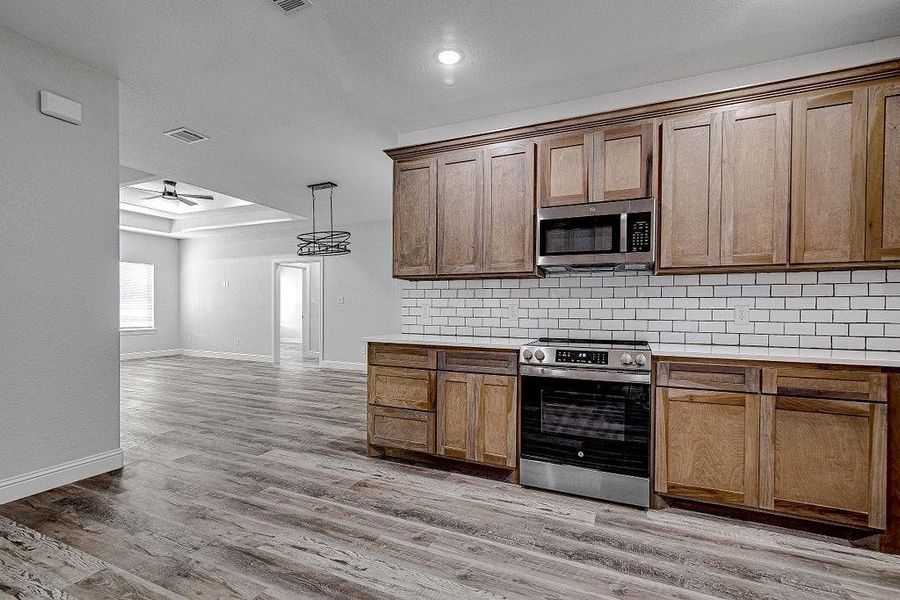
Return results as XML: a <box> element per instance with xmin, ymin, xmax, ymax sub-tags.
<box><xmin>520</xmin><ymin>367</ymin><xmax>650</xmax><ymax>478</ymax></box>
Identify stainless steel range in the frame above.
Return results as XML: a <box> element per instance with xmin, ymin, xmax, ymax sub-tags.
<box><xmin>519</xmin><ymin>337</ymin><xmax>651</xmax><ymax>508</ymax></box>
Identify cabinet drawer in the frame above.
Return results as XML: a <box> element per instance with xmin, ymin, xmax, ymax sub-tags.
<box><xmin>368</xmin><ymin>343</ymin><xmax>436</xmax><ymax>369</ymax></box>
<box><xmin>367</xmin><ymin>406</ymin><xmax>435</xmax><ymax>453</ymax></box>
<box><xmin>368</xmin><ymin>366</ymin><xmax>435</xmax><ymax>411</ymax></box>
<box><xmin>657</xmin><ymin>361</ymin><xmax>760</xmax><ymax>393</ymax></box>
<box><xmin>761</xmin><ymin>366</ymin><xmax>887</xmax><ymax>402</ymax></box>
<box><xmin>437</xmin><ymin>349</ymin><xmax>518</xmax><ymax>375</ymax></box>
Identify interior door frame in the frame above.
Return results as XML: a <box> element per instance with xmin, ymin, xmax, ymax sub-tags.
<box><xmin>272</xmin><ymin>256</ymin><xmax>324</xmax><ymax>365</ymax></box>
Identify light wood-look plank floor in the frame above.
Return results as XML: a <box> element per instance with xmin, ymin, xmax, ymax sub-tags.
<box><xmin>2</xmin><ymin>355</ymin><xmax>900</xmax><ymax>599</ymax></box>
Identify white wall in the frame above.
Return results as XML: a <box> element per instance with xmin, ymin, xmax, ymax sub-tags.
<box><xmin>279</xmin><ymin>266</ymin><xmax>303</xmax><ymax>341</ymax></box>
<box><xmin>180</xmin><ymin>220</ymin><xmax>399</xmax><ymax>366</ymax></box>
<box><xmin>0</xmin><ymin>26</ymin><xmax>122</xmax><ymax>498</ymax></box>
<box><xmin>119</xmin><ymin>230</ymin><xmax>180</xmax><ymax>358</ymax></box>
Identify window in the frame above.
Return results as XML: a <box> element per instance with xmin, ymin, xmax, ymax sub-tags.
<box><xmin>120</xmin><ymin>262</ymin><xmax>154</xmax><ymax>330</ymax></box>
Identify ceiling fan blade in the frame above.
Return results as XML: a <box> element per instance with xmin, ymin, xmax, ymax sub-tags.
<box><xmin>179</xmin><ymin>194</ymin><xmax>214</xmax><ymax>200</ymax></box>
<box><xmin>141</xmin><ymin>194</ymin><xmax>164</xmax><ymax>200</ymax></box>
<box><xmin>178</xmin><ymin>197</ymin><xmax>198</xmax><ymax>207</ymax></box>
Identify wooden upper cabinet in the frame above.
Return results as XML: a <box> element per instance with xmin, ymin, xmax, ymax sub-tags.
<box><xmin>721</xmin><ymin>102</ymin><xmax>791</xmax><ymax>266</ymax></box>
<box><xmin>591</xmin><ymin>122</ymin><xmax>653</xmax><ymax>202</ymax></box>
<box><xmin>759</xmin><ymin>395</ymin><xmax>887</xmax><ymax>529</ymax></box>
<box><xmin>436</xmin><ymin>150</ymin><xmax>484</xmax><ymax>275</ymax></box>
<box><xmin>791</xmin><ymin>89</ymin><xmax>868</xmax><ymax>265</ymax></box>
<box><xmin>393</xmin><ymin>158</ymin><xmax>437</xmax><ymax>277</ymax></box>
<box><xmin>538</xmin><ymin>133</ymin><xmax>590</xmax><ymax>206</ymax></box>
<box><xmin>867</xmin><ymin>82</ymin><xmax>900</xmax><ymax>261</ymax></box>
<box><xmin>483</xmin><ymin>141</ymin><xmax>536</xmax><ymax>274</ymax></box>
<box><xmin>660</xmin><ymin>112</ymin><xmax>723</xmax><ymax>269</ymax></box>
<box><xmin>655</xmin><ymin>387</ymin><xmax>759</xmax><ymax>507</ymax></box>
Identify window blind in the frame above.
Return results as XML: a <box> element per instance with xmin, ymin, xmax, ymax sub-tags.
<box><xmin>120</xmin><ymin>262</ymin><xmax>155</xmax><ymax>329</ymax></box>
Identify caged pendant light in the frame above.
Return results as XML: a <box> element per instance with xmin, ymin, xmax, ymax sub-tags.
<box><xmin>296</xmin><ymin>182</ymin><xmax>351</xmax><ymax>256</ymax></box>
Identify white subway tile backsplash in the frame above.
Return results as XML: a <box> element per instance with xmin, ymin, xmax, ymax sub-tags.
<box><xmin>401</xmin><ymin>270</ymin><xmax>899</xmax><ymax>350</ymax></box>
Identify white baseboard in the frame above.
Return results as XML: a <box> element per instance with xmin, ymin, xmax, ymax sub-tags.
<box><xmin>120</xmin><ymin>348</ymin><xmax>182</xmax><ymax>361</ymax></box>
<box><xmin>319</xmin><ymin>360</ymin><xmax>366</xmax><ymax>372</ymax></box>
<box><xmin>182</xmin><ymin>349</ymin><xmax>274</xmax><ymax>363</ymax></box>
<box><xmin>0</xmin><ymin>448</ymin><xmax>124</xmax><ymax>505</ymax></box>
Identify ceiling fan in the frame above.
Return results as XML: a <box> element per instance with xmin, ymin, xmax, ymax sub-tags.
<box><xmin>139</xmin><ymin>180</ymin><xmax>213</xmax><ymax>206</ymax></box>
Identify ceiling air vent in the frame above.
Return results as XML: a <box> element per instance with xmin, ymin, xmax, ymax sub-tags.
<box><xmin>269</xmin><ymin>0</ymin><xmax>312</xmax><ymax>15</ymax></box>
<box><xmin>164</xmin><ymin>127</ymin><xmax>208</xmax><ymax>144</ymax></box>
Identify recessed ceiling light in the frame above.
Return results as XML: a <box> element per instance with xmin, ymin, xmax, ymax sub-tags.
<box><xmin>437</xmin><ymin>49</ymin><xmax>462</xmax><ymax>65</ymax></box>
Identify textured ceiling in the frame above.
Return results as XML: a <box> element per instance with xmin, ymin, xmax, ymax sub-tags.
<box><xmin>1</xmin><ymin>0</ymin><xmax>899</xmax><ymax>223</ymax></box>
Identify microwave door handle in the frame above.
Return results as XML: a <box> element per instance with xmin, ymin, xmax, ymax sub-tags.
<box><xmin>521</xmin><ymin>365</ymin><xmax>650</xmax><ymax>384</ymax></box>
<box><xmin>620</xmin><ymin>212</ymin><xmax>628</xmax><ymax>254</ymax></box>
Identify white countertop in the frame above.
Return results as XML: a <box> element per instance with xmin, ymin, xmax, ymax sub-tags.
<box><xmin>365</xmin><ymin>334</ymin><xmax>900</xmax><ymax>368</ymax></box>
<box><xmin>364</xmin><ymin>334</ymin><xmax>530</xmax><ymax>351</ymax></box>
<box><xmin>651</xmin><ymin>343</ymin><xmax>900</xmax><ymax>368</ymax></box>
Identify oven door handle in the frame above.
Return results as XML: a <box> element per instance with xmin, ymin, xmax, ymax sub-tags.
<box><xmin>520</xmin><ymin>365</ymin><xmax>650</xmax><ymax>384</ymax></box>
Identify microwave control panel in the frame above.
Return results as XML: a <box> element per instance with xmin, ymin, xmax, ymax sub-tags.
<box><xmin>555</xmin><ymin>350</ymin><xmax>608</xmax><ymax>365</ymax></box>
<box><xmin>627</xmin><ymin>212</ymin><xmax>652</xmax><ymax>253</ymax></box>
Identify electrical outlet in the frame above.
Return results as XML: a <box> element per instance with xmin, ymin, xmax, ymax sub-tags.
<box><xmin>508</xmin><ymin>302</ymin><xmax>519</xmax><ymax>320</ymax></box>
<box><xmin>222</xmin><ymin>280</ymin><xmax>230</xmax><ymax>287</ymax></box>
<box><xmin>734</xmin><ymin>305</ymin><xmax>750</xmax><ymax>325</ymax></box>
<box><xmin>187</xmin><ymin>336</ymin><xmax>192</xmax><ymax>344</ymax></box>
<box><xmin>337</xmin><ymin>296</ymin><xmax>345</xmax><ymax>305</ymax></box>
<box><xmin>421</xmin><ymin>304</ymin><xmax>431</xmax><ymax>319</ymax></box>
<box><xmin>234</xmin><ymin>338</ymin><xmax>240</xmax><ymax>347</ymax></box>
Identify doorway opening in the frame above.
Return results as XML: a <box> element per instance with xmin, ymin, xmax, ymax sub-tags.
<box><xmin>273</xmin><ymin>259</ymin><xmax>323</xmax><ymax>367</ymax></box>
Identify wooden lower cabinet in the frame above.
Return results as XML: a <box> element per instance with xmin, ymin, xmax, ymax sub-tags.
<box><xmin>367</xmin><ymin>366</ymin><xmax>435</xmax><ymax>411</ymax></box>
<box><xmin>367</xmin><ymin>406</ymin><xmax>435</xmax><ymax>454</ymax></box>
<box><xmin>655</xmin><ymin>360</ymin><xmax>890</xmax><ymax>531</ymax></box>
<box><xmin>655</xmin><ymin>387</ymin><xmax>759</xmax><ymax>507</ymax></box>
<box><xmin>436</xmin><ymin>371</ymin><xmax>517</xmax><ymax>467</ymax></box>
<box><xmin>759</xmin><ymin>395</ymin><xmax>887</xmax><ymax>528</ymax></box>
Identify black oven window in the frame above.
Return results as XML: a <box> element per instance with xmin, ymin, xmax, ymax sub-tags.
<box><xmin>540</xmin><ymin>390</ymin><xmax>625</xmax><ymax>441</ymax></box>
<box><xmin>540</xmin><ymin>214</ymin><xmax>620</xmax><ymax>255</ymax></box>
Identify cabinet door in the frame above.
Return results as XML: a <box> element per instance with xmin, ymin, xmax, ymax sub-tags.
<box><xmin>655</xmin><ymin>387</ymin><xmax>759</xmax><ymax>507</ymax></box>
<box><xmin>759</xmin><ymin>396</ymin><xmax>887</xmax><ymax>528</ymax></box>
<box><xmin>721</xmin><ymin>102</ymin><xmax>791</xmax><ymax>266</ymax></box>
<box><xmin>592</xmin><ymin>122</ymin><xmax>652</xmax><ymax>201</ymax></box>
<box><xmin>867</xmin><ymin>82</ymin><xmax>900</xmax><ymax>261</ymax></box>
<box><xmin>436</xmin><ymin>371</ymin><xmax>476</xmax><ymax>460</ymax></box>
<box><xmin>393</xmin><ymin>158</ymin><xmax>437</xmax><ymax>277</ymax></box>
<box><xmin>483</xmin><ymin>141</ymin><xmax>536</xmax><ymax>274</ymax></box>
<box><xmin>538</xmin><ymin>132</ymin><xmax>591</xmax><ymax>206</ymax></box>
<box><xmin>474</xmin><ymin>375</ymin><xmax>517</xmax><ymax>467</ymax></box>
<box><xmin>791</xmin><ymin>89</ymin><xmax>867</xmax><ymax>265</ymax></box>
<box><xmin>437</xmin><ymin>150</ymin><xmax>484</xmax><ymax>275</ymax></box>
<box><xmin>659</xmin><ymin>112</ymin><xmax>723</xmax><ymax>269</ymax></box>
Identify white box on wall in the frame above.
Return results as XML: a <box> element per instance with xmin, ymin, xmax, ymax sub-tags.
<box><xmin>39</xmin><ymin>90</ymin><xmax>82</xmax><ymax>125</ymax></box>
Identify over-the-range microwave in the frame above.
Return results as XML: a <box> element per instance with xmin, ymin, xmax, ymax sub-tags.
<box><xmin>537</xmin><ymin>197</ymin><xmax>655</xmax><ymax>272</ymax></box>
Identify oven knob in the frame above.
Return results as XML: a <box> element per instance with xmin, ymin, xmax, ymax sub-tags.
<box><xmin>634</xmin><ymin>353</ymin><xmax>647</xmax><ymax>366</ymax></box>
<box><xmin>534</xmin><ymin>349</ymin><xmax>546</xmax><ymax>362</ymax></box>
<box><xmin>522</xmin><ymin>349</ymin><xmax>533</xmax><ymax>360</ymax></box>
<box><xmin>620</xmin><ymin>353</ymin><xmax>634</xmax><ymax>365</ymax></box>
<box><xmin>577</xmin><ymin>451</ymin><xmax>584</xmax><ymax>458</ymax></box>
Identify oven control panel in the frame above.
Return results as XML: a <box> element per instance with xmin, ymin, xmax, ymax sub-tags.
<box><xmin>555</xmin><ymin>349</ymin><xmax>608</xmax><ymax>365</ymax></box>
